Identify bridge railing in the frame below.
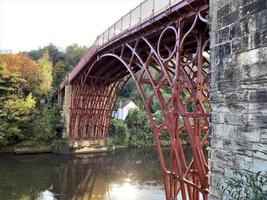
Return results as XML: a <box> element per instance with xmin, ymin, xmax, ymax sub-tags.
<box><xmin>69</xmin><ymin>0</ymin><xmax>185</xmax><ymax>82</ymax></box>
<box><xmin>96</xmin><ymin>0</ymin><xmax>183</xmax><ymax>48</ymax></box>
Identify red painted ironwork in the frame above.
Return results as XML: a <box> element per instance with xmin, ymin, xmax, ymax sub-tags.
<box><xmin>64</xmin><ymin>0</ymin><xmax>210</xmax><ymax>199</ymax></box>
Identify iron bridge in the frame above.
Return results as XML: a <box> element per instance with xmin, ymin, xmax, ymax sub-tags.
<box><xmin>60</xmin><ymin>0</ymin><xmax>210</xmax><ymax>199</ymax></box>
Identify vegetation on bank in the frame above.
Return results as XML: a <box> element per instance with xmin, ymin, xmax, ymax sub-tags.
<box><xmin>0</xmin><ymin>42</ymin><xmax>190</xmax><ymax>150</ymax></box>
<box><xmin>109</xmin><ymin>79</ymin><xmax>171</xmax><ymax>147</ymax></box>
<box><xmin>109</xmin><ymin>109</ymin><xmax>154</xmax><ymax>147</ymax></box>
<box><xmin>0</xmin><ymin>44</ymin><xmax>87</xmax><ymax>149</ymax></box>
<box><xmin>0</xmin><ymin>43</ymin><xmax>172</xmax><ymax>150</ymax></box>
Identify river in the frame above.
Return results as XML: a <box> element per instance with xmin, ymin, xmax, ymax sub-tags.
<box><xmin>0</xmin><ymin>147</ymin><xmax>193</xmax><ymax>200</ymax></box>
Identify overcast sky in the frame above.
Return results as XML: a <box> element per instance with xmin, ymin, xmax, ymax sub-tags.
<box><xmin>0</xmin><ymin>0</ymin><xmax>141</xmax><ymax>53</ymax></box>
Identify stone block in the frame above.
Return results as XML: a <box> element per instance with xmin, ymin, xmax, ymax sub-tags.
<box><xmin>224</xmin><ymin>113</ymin><xmax>246</xmax><ymax>126</ymax></box>
<box><xmin>241</xmin><ymin>0</ymin><xmax>267</xmax><ymax>18</ymax></box>
<box><xmin>247</xmin><ymin>113</ymin><xmax>267</xmax><ymax>128</ymax></box>
<box><xmin>236</xmin><ymin>154</ymin><xmax>254</xmax><ymax>170</ymax></box>
<box><xmin>249</xmin><ymin>90</ymin><xmax>267</xmax><ymax>103</ymax></box>
<box><xmin>216</xmin><ymin>26</ymin><xmax>230</xmax><ymax>43</ymax></box>
<box><xmin>252</xmin><ymin>143</ymin><xmax>267</xmax><ymax>160</ymax></box>
<box><xmin>256</xmin><ymin>9</ymin><xmax>267</xmax><ymax>30</ymax></box>
<box><xmin>221</xmin><ymin>10</ymin><xmax>240</xmax><ymax>27</ymax></box>
<box><xmin>210</xmin><ymin>160</ymin><xmax>225</xmax><ymax>175</ymax></box>
<box><xmin>237</xmin><ymin>128</ymin><xmax>262</xmax><ymax>142</ymax></box>
<box><xmin>214</xmin><ymin>42</ymin><xmax>232</xmax><ymax>59</ymax></box>
<box><xmin>211</xmin><ymin>112</ymin><xmax>225</xmax><ymax>124</ymax></box>
<box><xmin>250</xmin><ymin>157</ymin><xmax>267</xmax><ymax>172</ymax></box>
<box><xmin>214</xmin><ymin>149</ymin><xmax>235</xmax><ymax>166</ymax></box>
<box><xmin>217</xmin><ymin>4</ymin><xmax>230</xmax><ymax>18</ymax></box>
<box><xmin>232</xmin><ymin>35</ymin><xmax>249</xmax><ymax>53</ymax></box>
<box><xmin>261</xmin><ymin>131</ymin><xmax>267</xmax><ymax>143</ymax></box>
<box><xmin>210</xmin><ymin>137</ymin><xmax>224</xmax><ymax>149</ymax></box>
<box><xmin>211</xmin><ymin>123</ymin><xmax>239</xmax><ymax>139</ymax></box>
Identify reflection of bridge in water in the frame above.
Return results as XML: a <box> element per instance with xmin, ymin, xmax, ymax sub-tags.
<box><xmin>59</xmin><ymin>154</ymin><xmax>109</xmax><ymax>200</ymax></box>
<box><xmin>0</xmin><ymin>148</ymin><xmax>167</xmax><ymax>200</ymax></box>
<box><xmin>53</xmin><ymin>148</ymin><xmax>167</xmax><ymax>200</ymax></box>
<box><xmin>56</xmin><ymin>0</ymin><xmax>210</xmax><ymax>199</ymax></box>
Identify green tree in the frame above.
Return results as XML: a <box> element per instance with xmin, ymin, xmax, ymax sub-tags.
<box><xmin>64</xmin><ymin>44</ymin><xmax>87</xmax><ymax>71</ymax></box>
<box><xmin>45</xmin><ymin>43</ymin><xmax>65</xmax><ymax>65</ymax></box>
<box><xmin>0</xmin><ymin>65</ymin><xmax>17</xmax><ymax>95</ymax></box>
<box><xmin>125</xmin><ymin>109</ymin><xmax>153</xmax><ymax>146</ymax></box>
<box><xmin>27</xmin><ymin>44</ymin><xmax>64</xmax><ymax>65</ymax></box>
<box><xmin>0</xmin><ymin>65</ymin><xmax>16</xmax><ymax>145</ymax></box>
<box><xmin>52</xmin><ymin>60</ymin><xmax>65</xmax><ymax>87</ymax></box>
<box><xmin>36</xmin><ymin>50</ymin><xmax>53</xmax><ymax>95</ymax></box>
<box><xmin>2</xmin><ymin>93</ymin><xmax>36</xmax><ymax>140</ymax></box>
<box><xmin>30</xmin><ymin>104</ymin><xmax>61</xmax><ymax>142</ymax></box>
<box><xmin>0</xmin><ymin>65</ymin><xmax>36</xmax><ymax>145</ymax></box>
<box><xmin>109</xmin><ymin>119</ymin><xmax>129</xmax><ymax>144</ymax></box>
<box><xmin>27</xmin><ymin>49</ymin><xmax>44</xmax><ymax>61</ymax></box>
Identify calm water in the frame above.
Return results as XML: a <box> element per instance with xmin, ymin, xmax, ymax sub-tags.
<box><xmin>0</xmin><ymin>147</ymin><xmax>170</xmax><ymax>200</ymax></box>
<box><xmin>0</xmin><ymin>147</ymin><xmax>196</xmax><ymax>200</ymax></box>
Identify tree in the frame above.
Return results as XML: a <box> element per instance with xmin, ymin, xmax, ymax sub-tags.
<box><xmin>3</xmin><ymin>93</ymin><xmax>36</xmax><ymax>139</ymax></box>
<box><xmin>0</xmin><ymin>54</ymin><xmax>39</xmax><ymax>94</ymax></box>
<box><xmin>64</xmin><ymin>44</ymin><xmax>87</xmax><ymax>71</ymax></box>
<box><xmin>52</xmin><ymin>60</ymin><xmax>65</xmax><ymax>87</ymax></box>
<box><xmin>27</xmin><ymin>44</ymin><xmax>65</xmax><ymax>65</ymax></box>
<box><xmin>109</xmin><ymin>119</ymin><xmax>129</xmax><ymax>144</ymax></box>
<box><xmin>45</xmin><ymin>43</ymin><xmax>65</xmax><ymax>65</ymax></box>
<box><xmin>30</xmin><ymin>104</ymin><xmax>61</xmax><ymax>142</ymax></box>
<box><xmin>27</xmin><ymin>49</ymin><xmax>45</xmax><ymax>61</ymax></box>
<box><xmin>35</xmin><ymin>50</ymin><xmax>53</xmax><ymax>95</ymax></box>
<box><xmin>0</xmin><ymin>65</ymin><xmax>36</xmax><ymax>145</ymax></box>
<box><xmin>0</xmin><ymin>65</ymin><xmax>17</xmax><ymax>95</ymax></box>
<box><xmin>125</xmin><ymin>109</ymin><xmax>153</xmax><ymax>146</ymax></box>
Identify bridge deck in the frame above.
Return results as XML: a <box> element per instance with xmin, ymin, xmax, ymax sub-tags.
<box><xmin>61</xmin><ymin>0</ymin><xmax>204</xmax><ymax>87</ymax></box>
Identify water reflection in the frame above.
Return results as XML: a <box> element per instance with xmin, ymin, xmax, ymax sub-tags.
<box><xmin>0</xmin><ymin>147</ymin><xmax>168</xmax><ymax>200</ymax></box>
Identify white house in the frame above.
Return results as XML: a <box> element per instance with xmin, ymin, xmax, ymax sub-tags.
<box><xmin>112</xmin><ymin>101</ymin><xmax>138</xmax><ymax>120</ymax></box>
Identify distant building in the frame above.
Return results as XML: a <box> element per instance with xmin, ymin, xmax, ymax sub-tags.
<box><xmin>112</xmin><ymin>101</ymin><xmax>138</xmax><ymax>120</ymax></box>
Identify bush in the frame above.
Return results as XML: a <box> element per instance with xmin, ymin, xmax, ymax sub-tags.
<box><xmin>125</xmin><ymin>109</ymin><xmax>153</xmax><ymax>146</ymax></box>
<box><xmin>30</xmin><ymin>104</ymin><xmax>61</xmax><ymax>142</ymax></box>
<box><xmin>221</xmin><ymin>170</ymin><xmax>267</xmax><ymax>200</ymax></box>
<box><xmin>0</xmin><ymin>93</ymin><xmax>36</xmax><ymax>145</ymax></box>
<box><xmin>109</xmin><ymin>119</ymin><xmax>129</xmax><ymax>145</ymax></box>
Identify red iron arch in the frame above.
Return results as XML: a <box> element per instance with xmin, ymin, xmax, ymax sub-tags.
<box><xmin>68</xmin><ymin>5</ymin><xmax>210</xmax><ymax>200</ymax></box>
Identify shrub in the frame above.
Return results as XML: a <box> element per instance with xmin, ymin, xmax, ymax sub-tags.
<box><xmin>30</xmin><ymin>104</ymin><xmax>61</xmax><ymax>142</ymax></box>
<box><xmin>221</xmin><ymin>170</ymin><xmax>267</xmax><ymax>200</ymax></box>
<box><xmin>109</xmin><ymin>119</ymin><xmax>129</xmax><ymax>144</ymax></box>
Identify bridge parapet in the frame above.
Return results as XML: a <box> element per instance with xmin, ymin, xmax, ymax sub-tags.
<box><xmin>209</xmin><ymin>0</ymin><xmax>267</xmax><ymax>199</ymax></box>
<box><xmin>68</xmin><ymin>0</ymin><xmax>206</xmax><ymax>83</ymax></box>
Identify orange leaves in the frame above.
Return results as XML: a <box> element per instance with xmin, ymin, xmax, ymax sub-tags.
<box><xmin>0</xmin><ymin>54</ymin><xmax>39</xmax><ymax>92</ymax></box>
<box><xmin>0</xmin><ymin>53</ymin><xmax>38</xmax><ymax>77</ymax></box>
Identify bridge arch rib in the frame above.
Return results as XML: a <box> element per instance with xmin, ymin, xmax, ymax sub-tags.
<box><xmin>68</xmin><ymin>4</ymin><xmax>210</xmax><ymax>200</ymax></box>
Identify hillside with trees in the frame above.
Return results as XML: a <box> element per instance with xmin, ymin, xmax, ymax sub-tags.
<box><xmin>0</xmin><ymin>43</ymin><xmax>173</xmax><ymax>150</ymax></box>
<box><xmin>0</xmin><ymin>44</ymin><xmax>87</xmax><ymax>148</ymax></box>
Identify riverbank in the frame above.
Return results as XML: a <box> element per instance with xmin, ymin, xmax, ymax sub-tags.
<box><xmin>0</xmin><ymin>139</ymin><xmax>191</xmax><ymax>155</ymax></box>
<box><xmin>0</xmin><ymin>140</ymin><xmax>142</xmax><ymax>154</ymax></box>
<box><xmin>0</xmin><ymin>143</ymin><xmax>54</xmax><ymax>154</ymax></box>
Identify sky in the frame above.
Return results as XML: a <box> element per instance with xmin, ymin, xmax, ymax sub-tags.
<box><xmin>0</xmin><ymin>0</ymin><xmax>141</xmax><ymax>53</ymax></box>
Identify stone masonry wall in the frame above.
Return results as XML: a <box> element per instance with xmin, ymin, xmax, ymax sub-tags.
<box><xmin>209</xmin><ymin>0</ymin><xmax>267</xmax><ymax>199</ymax></box>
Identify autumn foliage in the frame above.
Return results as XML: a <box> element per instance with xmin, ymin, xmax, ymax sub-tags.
<box><xmin>0</xmin><ymin>53</ymin><xmax>38</xmax><ymax>78</ymax></box>
<box><xmin>0</xmin><ymin>44</ymin><xmax>86</xmax><ymax>146</ymax></box>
